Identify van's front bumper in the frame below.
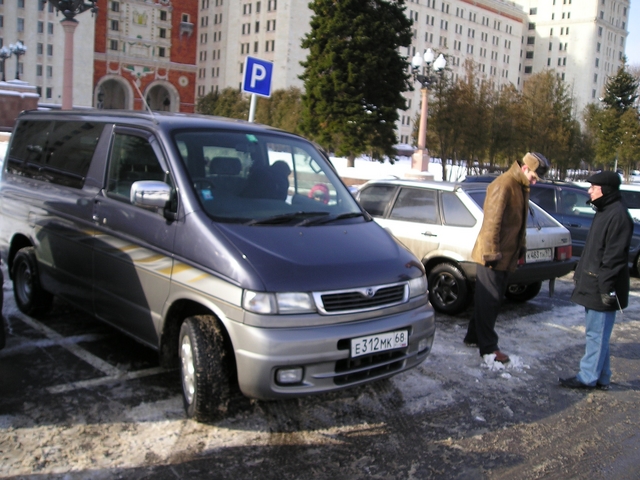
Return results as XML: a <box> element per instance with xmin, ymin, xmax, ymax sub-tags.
<box><xmin>225</xmin><ymin>300</ymin><xmax>436</xmax><ymax>400</ymax></box>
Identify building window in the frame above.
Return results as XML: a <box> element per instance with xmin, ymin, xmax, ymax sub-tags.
<box><xmin>158</xmin><ymin>47</ymin><xmax>166</xmax><ymax>57</ymax></box>
<box><xmin>46</xmin><ymin>87</ymin><xmax>52</xmax><ymax>99</ymax></box>
<box><xmin>18</xmin><ymin>0</ymin><xmax>24</xmax><ymax>7</ymax></box>
<box><xmin>37</xmin><ymin>43</ymin><xmax>43</xmax><ymax>55</ymax></box>
<box><xmin>111</xmin><ymin>1</ymin><xmax>119</xmax><ymax>12</ymax></box>
<box><xmin>46</xmin><ymin>66</ymin><xmax>52</xmax><ymax>78</ymax></box>
<box><xmin>48</xmin><ymin>22</ymin><xmax>54</xmax><ymax>34</ymax></box>
<box><xmin>525</xmin><ymin>66</ymin><xmax>533</xmax><ymax>73</ymax></box>
<box><xmin>594</xmin><ymin>73</ymin><xmax>598</xmax><ymax>83</ymax></box>
<box><xmin>529</xmin><ymin>7</ymin><xmax>537</xmax><ymax>14</ymax></box>
<box><xmin>39</xmin><ymin>0</ymin><xmax>46</xmax><ymax>11</ymax></box>
<box><xmin>268</xmin><ymin>0</ymin><xmax>277</xmax><ymax>11</ymax></box>
<box><xmin>38</xmin><ymin>21</ymin><xmax>44</xmax><ymax>33</ymax></box>
<box><xmin>528</xmin><ymin>23</ymin><xmax>535</xmax><ymax>30</ymax></box>
<box><xmin>160</xmin><ymin>28</ymin><xmax>167</xmax><ymax>39</ymax></box>
<box><xmin>526</xmin><ymin>51</ymin><xmax>534</xmax><ymax>59</ymax></box>
<box><xmin>47</xmin><ymin>44</ymin><xmax>53</xmax><ymax>56</ymax></box>
<box><xmin>255</xmin><ymin>21</ymin><xmax>259</xmax><ymax>33</ymax></box>
<box><xmin>242</xmin><ymin>23</ymin><xmax>250</xmax><ymax>34</ymax></box>
<box><xmin>160</xmin><ymin>10</ymin><xmax>167</xmax><ymax>21</ymax></box>
<box><xmin>109</xmin><ymin>40</ymin><xmax>118</xmax><ymax>51</ymax></box>
<box><xmin>243</xmin><ymin>3</ymin><xmax>251</xmax><ymax>14</ymax></box>
<box><xmin>17</xmin><ymin>18</ymin><xmax>25</xmax><ymax>32</ymax></box>
<box><xmin>527</xmin><ymin>36</ymin><xmax>535</xmax><ymax>45</ymax></box>
<box><xmin>265</xmin><ymin>40</ymin><xmax>275</xmax><ymax>52</ymax></box>
<box><xmin>36</xmin><ymin>65</ymin><xmax>43</xmax><ymax>76</ymax></box>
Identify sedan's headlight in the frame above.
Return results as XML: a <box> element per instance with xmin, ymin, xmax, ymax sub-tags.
<box><xmin>243</xmin><ymin>290</ymin><xmax>316</xmax><ymax>314</ymax></box>
<box><xmin>408</xmin><ymin>275</ymin><xmax>428</xmax><ymax>298</ymax></box>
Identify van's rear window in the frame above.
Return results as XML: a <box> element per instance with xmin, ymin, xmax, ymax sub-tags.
<box><xmin>7</xmin><ymin>120</ymin><xmax>105</xmax><ymax>189</ymax></box>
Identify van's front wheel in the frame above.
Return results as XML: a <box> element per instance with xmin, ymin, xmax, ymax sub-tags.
<box><xmin>179</xmin><ymin>315</ymin><xmax>235</xmax><ymax>422</ymax></box>
<box><xmin>12</xmin><ymin>247</ymin><xmax>53</xmax><ymax>317</ymax></box>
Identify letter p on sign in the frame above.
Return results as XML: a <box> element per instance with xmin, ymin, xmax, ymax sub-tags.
<box><xmin>242</xmin><ymin>56</ymin><xmax>273</xmax><ymax>98</ymax></box>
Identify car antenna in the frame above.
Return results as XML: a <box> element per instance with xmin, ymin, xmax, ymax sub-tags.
<box><xmin>131</xmin><ymin>80</ymin><xmax>158</xmax><ymax>124</ymax></box>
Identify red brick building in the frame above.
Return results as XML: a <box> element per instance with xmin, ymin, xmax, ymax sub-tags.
<box><xmin>93</xmin><ymin>0</ymin><xmax>197</xmax><ymax>113</ymax></box>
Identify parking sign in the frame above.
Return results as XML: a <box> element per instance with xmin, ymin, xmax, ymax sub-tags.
<box><xmin>242</xmin><ymin>56</ymin><xmax>273</xmax><ymax>98</ymax></box>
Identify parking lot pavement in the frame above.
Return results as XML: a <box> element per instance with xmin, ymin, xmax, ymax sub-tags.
<box><xmin>2</xmin><ymin>271</ymin><xmax>640</xmax><ymax>479</ymax></box>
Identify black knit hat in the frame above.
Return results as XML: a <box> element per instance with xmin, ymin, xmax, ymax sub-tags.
<box><xmin>586</xmin><ymin>171</ymin><xmax>621</xmax><ymax>195</ymax></box>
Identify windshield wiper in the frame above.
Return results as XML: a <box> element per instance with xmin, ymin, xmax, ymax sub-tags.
<box><xmin>300</xmin><ymin>212</ymin><xmax>365</xmax><ymax>226</ymax></box>
<box><xmin>246</xmin><ymin>211</ymin><xmax>329</xmax><ymax>226</ymax></box>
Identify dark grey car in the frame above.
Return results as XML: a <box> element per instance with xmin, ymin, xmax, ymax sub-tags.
<box><xmin>0</xmin><ymin>110</ymin><xmax>435</xmax><ymax>421</ymax></box>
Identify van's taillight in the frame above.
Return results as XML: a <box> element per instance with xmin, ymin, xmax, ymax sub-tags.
<box><xmin>555</xmin><ymin>245</ymin><xmax>572</xmax><ymax>261</ymax></box>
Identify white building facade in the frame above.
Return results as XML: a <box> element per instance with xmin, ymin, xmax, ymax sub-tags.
<box><xmin>513</xmin><ymin>0</ymin><xmax>630</xmax><ymax>117</ymax></box>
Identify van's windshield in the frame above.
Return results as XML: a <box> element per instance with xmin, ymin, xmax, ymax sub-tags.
<box><xmin>172</xmin><ymin>130</ymin><xmax>363</xmax><ymax>225</ymax></box>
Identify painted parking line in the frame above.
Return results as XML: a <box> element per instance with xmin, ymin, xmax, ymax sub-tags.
<box><xmin>47</xmin><ymin>367</ymin><xmax>168</xmax><ymax>394</ymax></box>
<box><xmin>12</xmin><ymin>313</ymin><xmax>169</xmax><ymax>394</ymax></box>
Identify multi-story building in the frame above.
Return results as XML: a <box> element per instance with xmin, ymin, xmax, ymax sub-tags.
<box><xmin>0</xmin><ymin>0</ymin><xmax>95</xmax><ymax>106</ymax></box>
<box><xmin>398</xmin><ymin>0</ymin><xmax>526</xmax><ymax>145</ymax></box>
<box><xmin>195</xmin><ymin>0</ymin><xmax>526</xmax><ymax>146</ymax></box>
<box><xmin>94</xmin><ymin>0</ymin><xmax>197</xmax><ymax>112</ymax></box>
<box><xmin>513</xmin><ymin>0</ymin><xmax>630</xmax><ymax>116</ymax></box>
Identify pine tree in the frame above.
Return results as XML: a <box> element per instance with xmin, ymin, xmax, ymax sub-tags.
<box><xmin>601</xmin><ymin>66</ymin><xmax>639</xmax><ymax>113</ymax></box>
<box><xmin>299</xmin><ymin>0</ymin><xmax>413</xmax><ymax>166</ymax></box>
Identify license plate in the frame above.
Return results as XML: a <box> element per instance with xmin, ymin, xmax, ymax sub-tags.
<box><xmin>350</xmin><ymin>330</ymin><xmax>408</xmax><ymax>358</ymax></box>
<box><xmin>526</xmin><ymin>248</ymin><xmax>553</xmax><ymax>263</ymax></box>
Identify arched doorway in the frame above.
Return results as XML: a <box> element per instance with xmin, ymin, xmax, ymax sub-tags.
<box><xmin>95</xmin><ymin>77</ymin><xmax>131</xmax><ymax>110</ymax></box>
<box><xmin>145</xmin><ymin>82</ymin><xmax>178</xmax><ymax>112</ymax></box>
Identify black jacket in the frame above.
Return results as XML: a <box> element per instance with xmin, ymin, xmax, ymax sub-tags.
<box><xmin>571</xmin><ymin>191</ymin><xmax>633</xmax><ymax>311</ymax></box>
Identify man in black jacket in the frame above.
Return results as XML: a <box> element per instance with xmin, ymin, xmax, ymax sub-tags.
<box><xmin>560</xmin><ymin>171</ymin><xmax>633</xmax><ymax>389</ymax></box>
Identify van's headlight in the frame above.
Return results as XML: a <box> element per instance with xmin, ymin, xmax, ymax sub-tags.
<box><xmin>243</xmin><ymin>291</ymin><xmax>316</xmax><ymax>314</ymax></box>
<box><xmin>408</xmin><ymin>275</ymin><xmax>428</xmax><ymax>298</ymax></box>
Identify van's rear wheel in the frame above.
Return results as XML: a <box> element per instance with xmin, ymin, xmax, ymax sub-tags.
<box><xmin>505</xmin><ymin>281</ymin><xmax>542</xmax><ymax>302</ymax></box>
<box><xmin>12</xmin><ymin>247</ymin><xmax>53</xmax><ymax>317</ymax></box>
<box><xmin>179</xmin><ymin>315</ymin><xmax>235</xmax><ymax>422</ymax></box>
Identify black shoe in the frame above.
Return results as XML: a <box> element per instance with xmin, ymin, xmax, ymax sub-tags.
<box><xmin>463</xmin><ymin>338</ymin><xmax>477</xmax><ymax>348</ymax></box>
<box><xmin>559</xmin><ymin>376</ymin><xmax>594</xmax><ymax>389</ymax></box>
<box><xmin>596</xmin><ymin>382</ymin><xmax>610</xmax><ymax>391</ymax></box>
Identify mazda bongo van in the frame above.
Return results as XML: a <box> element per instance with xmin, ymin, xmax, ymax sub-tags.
<box><xmin>0</xmin><ymin>110</ymin><xmax>435</xmax><ymax>421</ymax></box>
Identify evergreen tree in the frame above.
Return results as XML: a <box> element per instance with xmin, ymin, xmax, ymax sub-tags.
<box><xmin>601</xmin><ymin>65</ymin><xmax>639</xmax><ymax>113</ymax></box>
<box><xmin>299</xmin><ymin>0</ymin><xmax>413</xmax><ymax>166</ymax></box>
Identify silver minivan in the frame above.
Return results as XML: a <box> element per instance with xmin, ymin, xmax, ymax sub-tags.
<box><xmin>0</xmin><ymin>110</ymin><xmax>435</xmax><ymax>421</ymax></box>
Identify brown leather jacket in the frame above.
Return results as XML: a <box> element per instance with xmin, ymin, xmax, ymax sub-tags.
<box><xmin>471</xmin><ymin>161</ymin><xmax>530</xmax><ymax>272</ymax></box>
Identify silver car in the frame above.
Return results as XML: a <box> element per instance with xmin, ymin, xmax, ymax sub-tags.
<box><xmin>356</xmin><ymin>178</ymin><xmax>576</xmax><ymax>315</ymax></box>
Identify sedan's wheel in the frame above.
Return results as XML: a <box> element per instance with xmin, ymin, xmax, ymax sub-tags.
<box><xmin>12</xmin><ymin>247</ymin><xmax>53</xmax><ymax>317</ymax></box>
<box><xmin>505</xmin><ymin>281</ymin><xmax>542</xmax><ymax>302</ymax></box>
<box><xmin>179</xmin><ymin>315</ymin><xmax>236</xmax><ymax>422</ymax></box>
<box><xmin>427</xmin><ymin>263</ymin><xmax>470</xmax><ymax>315</ymax></box>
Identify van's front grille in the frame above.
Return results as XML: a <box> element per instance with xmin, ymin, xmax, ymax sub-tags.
<box><xmin>334</xmin><ymin>350</ymin><xmax>407</xmax><ymax>385</ymax></box>
<box><xmin>314</xmin><ymin>283</ymin><xmax>408</xmax><ymax>315</ymax></box>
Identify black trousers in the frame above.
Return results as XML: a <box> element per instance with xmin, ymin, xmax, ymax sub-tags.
<box><xmin>465</xmin><ymin>265</ymin><xmax>510</xmax><ymax>355</ymax></box>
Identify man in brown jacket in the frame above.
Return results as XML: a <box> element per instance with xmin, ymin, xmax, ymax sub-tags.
<box><xmin>463</xmin><ymin>152</ymin><xmax>550</xmax><ymax>363</ymax></box>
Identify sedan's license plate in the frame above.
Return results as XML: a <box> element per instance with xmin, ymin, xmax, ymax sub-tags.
<box><xmin>526</xmin><ymin>248</ymin><xmax>553</xmax><ymax>263</ymax></box>
<box><xmin>351</xmin><ymin>330</ymin><xmax>408</xmax><ymax>358</ymax></box>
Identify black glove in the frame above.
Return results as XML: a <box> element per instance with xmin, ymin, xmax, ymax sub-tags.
<box><xmin>601</xmin><ymin>292</ymin><xmax>617</xmax><ymax>307</ymax></box>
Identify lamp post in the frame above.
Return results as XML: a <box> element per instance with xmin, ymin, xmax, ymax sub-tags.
<box><xmin>9</xmin><ymin>41</ymin><xmax>27</xmax><ymax>80</ymax></box>
<box><xmin>410</xmin><ymin>48</ymin><xmax>446</xmax><ymax>172</ymax></box>
<box><xmin>0</xmin><ymin>46</ymin><xmax>11</xmax><ymax>82</ymax></box>
<box><xmin>47</xmin><ymin>0</ymin><xmax>98</xmax><ymax>109</ymax></box>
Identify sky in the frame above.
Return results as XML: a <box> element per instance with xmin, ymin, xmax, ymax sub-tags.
<box><xmin>626</xmin><ymin>3</ymin><xmax>640</xmax><ymax>66</ymax></box>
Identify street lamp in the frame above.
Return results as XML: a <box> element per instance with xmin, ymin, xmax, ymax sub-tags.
<box><xmin>0</xmin><ymin>46</ymin><xmax>11</xmax><ymax>82</ymax></box>
<box><xmin>410</xmin><ymin>48</ymin><xmax>446</xmax><ymax>172</ymax></box>
<box><xmin>9</xmin><ymin>41</ymin><xmax>27</xmax><ymax>80</ymax></box>
<box><xmin>46</xmin><ymin>0</ymin><xmax>98</xmax><ymax>109</ymax></box>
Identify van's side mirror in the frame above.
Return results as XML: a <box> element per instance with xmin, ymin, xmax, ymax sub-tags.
<box><xmin>131</xmin><ymin>180</ymin><xmax>172</xmax><ymax>208</ymax></box>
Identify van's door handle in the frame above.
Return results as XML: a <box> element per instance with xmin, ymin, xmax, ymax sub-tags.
<box><xmin>564</xmin><ymin>223</ymin><xmax>580</xmax><ymax>228</ymax></box>
<box><xmin>92</xmin><ymin>214</ymin><xmax>100</xmax><ymax>222</ymax></box>
<box><xmin>422</xmin><ymin>231</ymin><xmax>437</xmax><ymax>237</ymax></box>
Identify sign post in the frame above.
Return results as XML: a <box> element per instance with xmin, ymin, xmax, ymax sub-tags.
<box><xmin>242</xmin><ymin>56</ymin><xmax>274</xmax><ymax>122</ymax></box>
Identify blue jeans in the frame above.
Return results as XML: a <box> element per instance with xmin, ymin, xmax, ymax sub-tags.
<box><xmin>576</xmin><ymin>308</ymin><xmax>616</xmax><ymax>386</ymax></box>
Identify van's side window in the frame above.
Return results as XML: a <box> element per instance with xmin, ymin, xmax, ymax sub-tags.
<box><xmin>107</xmin><ymin>133</ymin><xmax>166</xmax><ymax>202</ymax></box>
<box><xmin>6</xmin><ymin>120</ymin><xmax>103</xmax><ymax>189</ymax></box>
